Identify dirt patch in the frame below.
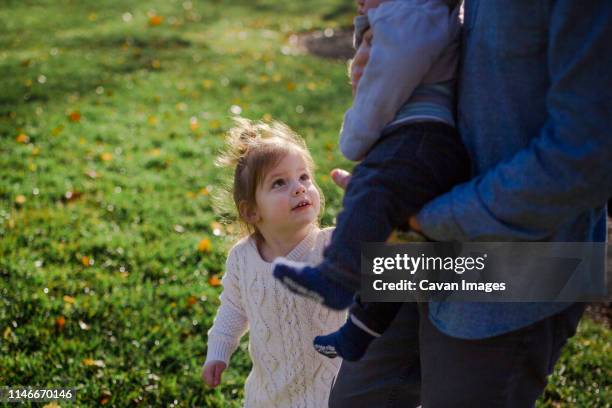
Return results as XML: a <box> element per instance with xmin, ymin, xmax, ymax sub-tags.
<box><xmin>295</xmin><ymin>28</ymin><xmax>354</xmax><ymax>60</ymax></box>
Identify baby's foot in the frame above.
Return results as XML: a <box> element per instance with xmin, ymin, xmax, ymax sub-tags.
<box><xmin>313</xmin><ymin>315</ymin><xmax>379</xmax><ymax>361</ymax></box>
<box><xmin>272</xmin><ymin>258</ymin><xmax>354</xmax><ymax>310</ymax></box>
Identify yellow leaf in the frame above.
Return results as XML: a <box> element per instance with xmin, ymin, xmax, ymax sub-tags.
<box><xmin>3</xmin><ymin>327</ymin><xmax>12</xmax><ymax>339</ymax></box>
<box><xmin>100</xmin><ymin>152</ymin><xmax>113</xmax><ymax>162</ymax></box>
<box><xmin>286</xmin><ymin>82</ymin><xmax>296</xmax><ymax>91</ymax></box>
<box><xmin>63</xmin><ymin>295</ymin><xmax>76</xmax><ymax>304</ymax></box>
<box><xmin>262</xmin><ymin>113</ymin><xmax>272</xmax><ymax>122</ymax></box>
<box><xmin>148</xmin><ymin>148</ymin><xmax>161</xmax><ymax>157</ymax></box>
<box><xmin>15</xmin><ymin>195</ymin><xmax>26</xmax><ymax>205</ymax></box>
<box><xmin>81</xmin><ymin>256</ymin><xmax>93</xmax><ymax>266</ymax></box>
<box><xmin>82</xmin><ymin>358</ymin><xmax>106</xmax><ymax>368</ymax></box>
<box><xmin>148</xmin><ymin>116</ymin><xmax>158</xmax><ymax>125</ymax></box>
<box><xmin>16</xmin><ymin>133</ymin><xmax>29</xmax><ymax>143</ymax></box>
<box><xmin>186</xmin><ymin>295</ymin><xmax>198</xmax><ymax>307</ymax></box>
<box><xmin>51</xmin><ymin>125</ymin><xmax>64</xmax><ymax>136</ymax></box>
<box><xmin>209</xmin><ymin>119</ymin><xmax>221</xmax><ymax>130</ymax></box>
<box><xmin>190</xmin><ymin>117</ymin><xmax>199</xmax><ymax>131</ymax></box>
<box><xmin>202</xmin><ymin>79</ymin><xmax>213</xmax><ymax>89</ymax></box>
<box><xmin>198</xmin><ymin>238</ymin><xmax>212</xmax><ymax>253</ymax></box>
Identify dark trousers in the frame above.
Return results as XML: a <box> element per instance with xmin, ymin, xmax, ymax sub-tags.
<box><xmin>321</xmin><ymin>122</ymin><xmax>470</xmax><ymax>332</ymax></box>
<box><xmin>329</xmin><ymin>302</ymin><xmax>585</xmax><ymax>408</ymax></box>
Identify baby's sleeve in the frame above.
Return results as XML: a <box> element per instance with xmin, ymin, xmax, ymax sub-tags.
<box><xmin>340</xmin><ymin>1</ymin><xmax>460</xmax><ymax>161</ymax></box>
<box><xmin>204</xmin><ymin>248</ymin><xmax>249</xmax><ymax>365</ymax></box>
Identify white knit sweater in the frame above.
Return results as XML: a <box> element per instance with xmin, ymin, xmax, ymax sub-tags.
<box><xmin>205</xmin><ymin>227</ymin><xmax>345</xmax><ymax>408</ymax></box>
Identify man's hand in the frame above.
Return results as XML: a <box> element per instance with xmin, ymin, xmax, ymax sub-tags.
<box><xmin>330</xmin><ymin>168</ymin><xmax>423</xmax><ymax>233</ymax></box>
<box><xmin>330</xmin><ymin>168</ymin><xmax>352</xmax><ymax>190</ymax></box>
<box><xmin>350</xmin><ymin>29</ymin><xmax>373</xmax><ymax>95</ymax></box>
<box><xmin>202</xmin><ymin>360</ymin><xmax>227</xmax><ymax>388</ymax></box>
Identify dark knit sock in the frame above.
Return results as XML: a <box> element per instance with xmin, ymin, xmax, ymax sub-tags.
<box><xmin>313</xmin><ymin>315</ymin><xmax>378</xmax><ymax>361</ymax></box>
<box><xmin>272</xmin><ymin>258</ymin><xmax>354</xmax><ymax>310</ymax></box>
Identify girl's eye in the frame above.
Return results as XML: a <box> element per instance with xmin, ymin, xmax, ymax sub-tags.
<box><xmin>271</xmin><ymin>179</ymin><xmax>285</xmax><ymax>188</ymax></box>
<box><xmin>300</xmin><ymin>173</ymin><xmax>310</xmax><ymax>181</ymax></box>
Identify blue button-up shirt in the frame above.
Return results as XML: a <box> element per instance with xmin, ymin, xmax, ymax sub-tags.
<box><xmin>416</xmin><ymin>0</ymin><xmax>612</xmax><ymax>339</ymax></box>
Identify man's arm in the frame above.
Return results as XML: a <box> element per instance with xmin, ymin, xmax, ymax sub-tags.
<box><xmin>417</xmin><ymin>0</ymin><xmax>612</xmax><ymax>241</ymax></box>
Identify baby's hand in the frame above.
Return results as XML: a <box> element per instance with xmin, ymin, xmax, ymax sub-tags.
<box><xmin>202</xmin><ymin>360</ymin><xmax>227</xmax><ymax>388</ymax></box>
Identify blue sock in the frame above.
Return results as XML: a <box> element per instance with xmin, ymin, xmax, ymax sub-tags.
<box><xmin>313</xmin><ymin>315</ymin><xmax>378</xmax><ymax>361</ymax></box>
<box><xmin>272</xmin><ymin>259</ymin><xmax>354</xmax><ymax>310</ymax></box>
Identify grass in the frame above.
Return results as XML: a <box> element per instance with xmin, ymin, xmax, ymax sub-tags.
<box><xmin>0</xmin><ymin>1</ymin><xmax>610</xmax><ymax>406</ymax></box>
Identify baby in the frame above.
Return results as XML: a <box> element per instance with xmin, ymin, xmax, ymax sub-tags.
<box><xmin>274</xmin><ymin>0</ymin><xmax>470</xmax><ymax>361</ymax></box>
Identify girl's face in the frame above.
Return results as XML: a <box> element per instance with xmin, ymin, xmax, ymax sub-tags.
<box><xmin>251</xmin><ymin>151</ymin><xmax>320</xmax><ymax>238</ymax></box>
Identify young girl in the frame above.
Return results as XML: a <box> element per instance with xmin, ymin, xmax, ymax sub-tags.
<box><xmin>202</xmin><ymin>118</ymin><xmax>345</xmax><ymax>407</ymax></box>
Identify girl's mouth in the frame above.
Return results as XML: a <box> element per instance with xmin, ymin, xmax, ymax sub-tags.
<box><xmin>292</xmin><ymin>200</ymin><xmax>311</xmax><ymax>211</ymax></box>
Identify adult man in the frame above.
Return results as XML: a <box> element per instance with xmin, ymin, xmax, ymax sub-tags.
<box><xmin>330</xmin><ymin>0</ymin><xmax>612</xmax><ymax>406</ymax></box>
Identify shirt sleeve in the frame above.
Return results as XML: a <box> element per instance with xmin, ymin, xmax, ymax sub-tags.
<box><xmin>339</xmin><ymin>1</ymin><xmax>460</xmax><ymax>161</ymax></box>
<box><xmin>205</xmin><ymin>249</ymin><xmax>249</xmax><ymax>365</ymax></box>
<box><xmin>417</xmin><ymin>0</ymin><xmax>612</xmax><ymax>241</ymax></box>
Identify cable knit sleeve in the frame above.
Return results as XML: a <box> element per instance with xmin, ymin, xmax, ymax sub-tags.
<box><xmin>205</xmin><ymin>248</ymin><xmax>249</xmax><ymax>365</ymax></box>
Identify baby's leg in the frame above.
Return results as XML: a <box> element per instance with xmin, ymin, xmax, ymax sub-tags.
<box><xmin>321</xmin><ymin>122</ymin><xmax>469</xmax><ymax>289</ymax></box>
<box><xmin>314</xmin><ymin>299</ymin><xmax>402</xmax><ymax>361</ymax></box>
<box><xmin>274</xmin><ymin>123</ymin><xmax>469</xmax><ymax>308</ymax></box>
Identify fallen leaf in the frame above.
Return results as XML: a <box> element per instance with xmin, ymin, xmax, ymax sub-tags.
<box><xmin>81</xmin><ymin>256</ymin><xmax>93</xmax><ymax>266</ymax></box>
<box><xmin>52</xmin><ymin>126</ymin><xmax>64</xmax><ymax>136</ymax></box>
<box><xmin>198</xmin><ymin>238</ymin><xmax>212</xmax><ymax>253</ymax></box>
<box><xmin>15</xmin><ymin>195</ymin><xmax>26</xmax><ymax>205</ymax></box>
<box><xmin>149</xmin><ymin>15</ymin><xmax>163</xmax><ymax>26</ymax></box>
<box><xmin>63</xmin><ymin>190</ymin><xmax>83</xmax><ymax>203</ymax></box>
<box><xmin>16</xmin><ymin>133</ymin><xmax>29</xmax><ymax>143</ymax></box>
<box><xmin>68</xmin><ymin>111</ymin><xmax>81</xmax><ymax>122</ymax></box>
<box><xmin>190</xmin><ymin>117</ymin><xmax>199</xmax><ymax>131</ymax></box>
<box><xmin>186</xmin><ymin>295</ymin><xmax>198</xmax><ymax>307</ymax></box>
<box><xmin>55</xmin><ymin>316</ymin><xmax>66</xmax><ymax>331</ymax></box>
<box><xmin>3</xmin><ymin>327</ymin><xmax>12</xmax><ymax>339</ymax></box>
<box><xmin>82</xmin><ymin>358</ymin><xmax>106</xmax><ymax>368</ymax></box>
<box><xmin>63</xmin><ymin>295</ymin><xmax>76</xmax><ymax>304</ymax></box>
<box><xmin>100</xmin><ymin>152</ymin><xmax>113</xmax><ymax>162</ymax></box>
<box><xmin>208</xmin><ymin>275</ymin><xmax>221</xmax><ymax>287</ymax></box>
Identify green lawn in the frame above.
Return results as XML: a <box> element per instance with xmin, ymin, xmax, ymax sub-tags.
<box><xmin>0</xmin><ymin>1</ymin><xmax>610</xmax><ymax>406</ymax></box>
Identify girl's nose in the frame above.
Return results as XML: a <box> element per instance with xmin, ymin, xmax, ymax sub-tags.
<box><xmin>293</xmin><ymin>184</ymin><xmax>306</xmax><ymax>196</ymax></box>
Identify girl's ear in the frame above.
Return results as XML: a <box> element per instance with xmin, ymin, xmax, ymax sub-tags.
<box><xmin>239</xmin><ymin>201</ymin><xmax>260</xmax><ymax>224</ymax></box>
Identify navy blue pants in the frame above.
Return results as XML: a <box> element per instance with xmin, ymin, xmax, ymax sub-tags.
<box><xmin>320</xmin><ymin>122</ymin><xmax>470</xmax><ymax>332</ymax></box>
<box><xmin>321</xmin><ymin>122</ymin><xmax>470</xmax><ymax>289</ymax></box>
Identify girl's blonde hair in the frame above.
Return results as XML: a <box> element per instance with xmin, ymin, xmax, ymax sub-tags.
<box><xmin>215</xmin><ymin>117</ymin><xmax>323</xmax><ymax>240</ymax></box>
